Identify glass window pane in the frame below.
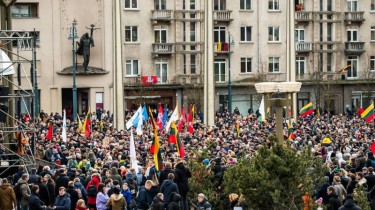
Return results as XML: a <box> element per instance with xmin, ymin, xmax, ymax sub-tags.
<box><xmin>241</xmin><ymin>27</ymin><xmax>245</xmax><ymax>41</ymax></box>
<box><xmin>246</xmin><ymin>0</ymin><xmax>251</xmax><ymax>10</ymax></box>
<box><xmin>241</xmin><ymin>58</ymin><xmax>245</xmax><ymax>73</ymax></box>
<box><xmin>268</xmin><ymin>27</ymin><xmax>273</xmax><ymax>41</ymax></box>
<box><xmin>132</xmin><ymin>0</ymin><xmax>137</xmax><ymax>8</ymax></box>
<box><xmin>133</xmin><ymin>60</ymin><xmax>138</xmax><ymax>74</ymax></box>
<box><xmin>240</xmin><ymin>0</ymin><xmax>245</xmax><ymax>9</ymax></box>
<box><xmin>247</xmin><ymin>27</ymin><xmax>251</xmax><ymax>41</ymax></box>
<box><xmin>132</xmin><ymin>27</ymin><xmax>138</xmax><ymax>42</ymax></box>
<box><xmin>247</xmin><ymin>59</ymin><xmax>251</xmax><ymax>72</ymax></box>
<box><xmin>125</xmin><ymin>0</ymin><xmax>130</xmax><ymax>8</ymax></box>
<box><xmin>126</xmin><ymin>61</ymin><xmax>131</xmax><ymax>75</ymax></box>
<box><xmin>275</xmin><ymin>27</ymin><xmax>279</xmax><ymax>41</ymax></box>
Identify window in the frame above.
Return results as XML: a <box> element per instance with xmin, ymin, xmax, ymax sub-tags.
<box><xmin>95</xmin><ymin>92</ymin><xmax>103</xmax><ymax>110</ymax></box>
<box><xmin>126</xmin><ymin>60</ymin><xmax>139</xmax><ymax>76</ymax></box>
<box><xmin>268</xmin><ymin>57</ymin><xmax>280</xmax><ymax>72</ymax></box>
<box><xmin>297</xmin><ymin>92</ymin><xmax>310</xmax><ymax>112</ymax></box>
<box><xmin>347</xmin><ymin>0</ymin><xmax>358</xmax><ymax>12</ymax></box>
<box><xmin>268</xmin><ymin>0</ymin><xmax>280</xmax><ymax>10</ymax></box>
<box><xmin>327</xmin><ymin>53</ymin><xmax>332</xmax><ymax>72</ymax></box>
<box><xmin>241</xmin><ymin>58</ymin><xmax>252</xmax><ymax>73</ymax></box>
<box><xmin>268</xmin><ymin>27</ymin><xmax>280</xmax><ymax>42</ymax></box>
<box><xmin>182</xmin><ymin>22</ymin><xmax>186</xmax><ymax>41</ymax></box>
<box><xmin>125</xmin><ymin>26</ymin><xmax>138</xmax><ymax>42</ymax></box>
<box><xmin>327</xmin><ymin>0</ymin><xmax>332</xmax><ymax>11</ymax></box>
<box><xmin>125</xmin><ymin>0</ymin><xmax>137</xmax><ymax>9</ymax></box>
<box><xmin>214</xmin><ymin>60</ymin><xmax>226</xmax><ymax>82</ymax></box>
<box><xmin>214</xmin><ymin>26</ymin><xmax>226</xmax><ymax>42</ymax></box>
<box><xmin>296</xmin><ymin>56</ymin><xmax>305</xmax><ymax>77</ymax></box>
<box><xmin>347</xmin><ymin>56</ymin><xmax>358</xmax><ymax>78</ymax></box>
<box><xmin>240</xmin><ymin>0</ymin><xmax>251</xmax><ymax>10</ymax></box>
<box><xmin>11</xmin><ymin>3</ymin><xmax>38</xmax><ymax>18</ymax></box>
<box><xmin>240</xmin><ymin>27</ymin><xmax>252</xmax><ymax>42</ymax></box>
<box><xmin>347</xmin><ymin>29</ymin><xmax>358</xmax><ymax>42</ymax></box>
<box><xmin>154</xmin><ymin>0</ymin><xmax>166</xmax><ymax>10</ymax></box>
<box><xmin>182</xmin><ymin>53</ymin><xmax>186</xmax><ymax>74</ymax></box>
<box><xmin>371</xmin><ymin>27</ymin><xmax>375</xmax><ymax>41</ymax></box>
<box><xmin>371</xmin><ymin>56</ymin><xmax>375</xmax><ymax>71</ymax></box>
<box><xmin>155</xmin><ymin>29</ymin><xmax>167</xmax><ymax>43</ymax></box>
<box><xmin>295</xmin><ymin>29</ymin><xmax>305</xmax><ymax>42</ymax></box>
<box><xmin>327</xmin><ymin>23</ymin><xmax>333</xmax><ymax>41</ymax></box>
<box><xmin>214</xmin><ymin>0</ymin><xmax>226</xmax><ymax>11</ymax></box>
<box><xmin>191</xmin><ymin>54</ymin><xmax>196</xmax><ymax>74</ymax></box>
<box><xmin>190</xmin><ymin>0</ymin><xmax>196</xmax><ymax>9</ymax></box>
<box><xmin>12</xmin><ymin>31</ymin><xmax>40</xmax><ymax>47</ymax></box>
<box><xmin>155</xmin><ymin>59</ymin><xmax>168</xmax><ymax>83</ymax></box>
<box><xmin>190</xmin><ymin>22</ymin><xmax>196</xmax><ymax>42</ymax></box>
<box><xmin>372</xmin><ymin>0</ymin><xmax>375</xmax><ymax>11</ymax></box>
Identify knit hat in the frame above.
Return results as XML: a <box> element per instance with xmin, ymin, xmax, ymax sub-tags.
<box><xmin>202</xmin><ymin>159</ymin><xmax>209</xmax><ymax>165</ymax></box>
<box><xmin>198</xmin><ymin>193</ymin><xmax>205</xmax><ymax>198</ymax></box>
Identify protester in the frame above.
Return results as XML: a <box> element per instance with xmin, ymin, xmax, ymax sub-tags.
<box><xmin>150</xmin><ymin>193</ymin><xmax>164</xmax><ymax>210</ymax></box>
<box><xmin>28</xmin><ymin>185</ymin><xmax>46</xmax><ymax>210</ymax></box>
<box><xmin>96</xmin><ymin>183</ymin><xmax>109</xmax><ymax>210</ymax></box>
<box><xmin>54</xmin><ymin>187</ymin><xmax>71</xmax><ymax>210</ymax></box>
<box><xmin>0</xmin><ymin>178</ymin><xmax>17</xmax><ymax>210</ymax></box>
<box><xmin>106</xmin><ymin>186</ymin><xmax>126</xmax><ymax>210</ymax></box>
<box><xmin>196</xmin><ymin>193</ymin><xmax>212</xmax><ymax>210</ymax></box>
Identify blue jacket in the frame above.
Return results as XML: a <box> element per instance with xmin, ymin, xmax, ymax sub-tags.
<box><xmin>29</xmin><ymin>193</ymin><xmax>45</xmax><ymax>210</ymax></box>
<box><xmin>121</xmin><ymin>188</ymin><xmax>132</xmax><ymax>205</ymax></box>
<box><xmin>160</xmin><ymin>179</ymin><xmax>179</xmax><ymax>205</ymax></box>
<box><xmin>54</xmin><ymin>193</ymin><xmax>71</xmax><ymax>210</ymax></box>
<box><xmin>74</xmin><ymin>182</ymin><xmax>87</xmax><ymax>199</ymax></box>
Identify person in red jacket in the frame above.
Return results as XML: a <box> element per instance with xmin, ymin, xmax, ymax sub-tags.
<box><xmin>75</xmin><ymin>199</ymin><xmax>87</xmax><ymax>210</ymax></box>
<box><xmin>86</xmin><ymin>173</ymin><xmax>101</xmax><ymax>210</ymax></box>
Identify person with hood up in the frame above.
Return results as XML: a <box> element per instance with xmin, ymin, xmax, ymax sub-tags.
<box><xmin>150</xmin><ymin>193</ymin><xmax>164</xmax><ymax>210</ymax></box>
<box><xmin>124</xmin><ymin>171</ymin><xmax>138</xmax><ymax>199</ymax></box>
<box><xmin>53</xmin><ymin>187</ymin><xmax>71</xmax><ymax>210</ymax></box>
<box><xmin>338</xmin><ymin>195</ymin><xmax>361</xmax><ymax>210</ymax></box>
<box><xmin>0</xmin><ymin>178</ymin><xmax>17</xmax><ymax>210</ymax></box>
<box><xmin>109</xmin><ymin>167</ymin><xmax>122</xmax><ymax>185</ymax></box>
<box><xmin>86</xmin><ymin>173</ymin><xmax>101</xmax><ymax>210</ymax></box>
<box><xmin>174</xmin><ymin>161</ymin><xmax>191</xmax><ymax>210</ymax></box>
<box><xmin>327</xmin><ymin>186</ymin><xmax>342</xmax><ymax>210</ymax></box>
<box><xmin>196</xmin><ymin>193</ymin><xmax>211</xmax><ymax>210</ymax></box>
<box><xmin>96</xmin><ymin>183</ymin><xmax>109</xmax><ymax>210</ymax></box>
<box><xmin>167</xmin><ymin>192</ymin><xmax>182</xmax><ymax>210</ymax></box>
<box><xmin>106</xmin><ymin>187</ymin><xmax>126</xmax><ymax>210</ymax></box>
<box><xmin>160</xmin><ymin>173</ymin><xmax>179</xmax><ymax>207</ymax></box>
<box><xmin>28</xmin><ymin>185</ymin><xmax>46</xmax><ymax>210</ymax></box>
<box><xmin>73</xmin><ymin>178</ymin><xmax>87</xmax><ymax>202</ymax></box>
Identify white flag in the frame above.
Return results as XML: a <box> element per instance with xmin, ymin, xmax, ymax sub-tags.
<box><xmin>259</xmin><ymin>96</ymin><xmax>265</xmax><ymax>122</ymax></box>
<box><xmin>136</xmin><ymin>109</ymin><xmax>143</xmax><ymax>136</ymax></box>
<box><xmin>165</xmin><ymin>104</ymin><xmax>179</xmax><ymax>131</ymax></box>
<box><xmin>0</xmin><ymin>50</ymin><xmax>15</xmax><ymax>76</ymax></box>
<box><xmin>126</xmin><ymin>106</ymin><xmax>142</xmax><ymax>129</ymax></box>
<box><xmin>62</xmin><ymin>109</ymin><xmax>67</xmax><ymax>142</ymax></box>
<box><xmin>129</xmin><ymin>132</ymin><xmax>138</xmax><ymax>170</ymax></box>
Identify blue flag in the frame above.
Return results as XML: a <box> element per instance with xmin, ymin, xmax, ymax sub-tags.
<box><xmin>142</xmin><ymin>105</ymin><xmax>149</xmax><ymax>121</ymax></box>
<box><xmin>162</xmin><ymin>105</ymin><xmax>168</xmax><ymax>129</ymax></box>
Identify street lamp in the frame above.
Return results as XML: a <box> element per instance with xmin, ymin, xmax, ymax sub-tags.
<box><xmin>255</xmin><ymin>82</ymin><xmax>302</xmax><ymax>145</ymax></box>
<box><xmin>227</xmin><ymin>31</ymin><xmax>235</xmax><ymax>113</ymax></box>
<box><xmin>68</xmin><ymin>19</ymin><xmax>79</xmax><ymax>122</ymax></box>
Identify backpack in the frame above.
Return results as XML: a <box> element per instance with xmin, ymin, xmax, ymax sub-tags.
<box><xmin>87</xmin><ymin>184</ymin><xmax>97</xmax><ymax>197</ymax></box>
<box><xmin>14</xmin><ymin>182</ymin><xmax>25</xmax><ymax>199</ymax></box>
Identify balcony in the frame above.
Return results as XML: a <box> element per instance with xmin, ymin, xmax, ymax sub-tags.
<box><xmin>344</xmin><ymin>11</ymin><xmax>365</xmax><ymax>24</ymax></box>
<box><xmin>152</xmin><ymin>43</ymin><xmax>175</xmax><ymax>56</ymax></box>
<box><xmin>151</xmin><ymin>10</ymin><xmax>173</xmax><ymax>24</ymax></box>
<box><xmin>295</xmin><ymin>42</ymin><xmax>313</xmax><ymax>53</ymax></box>
<box><xmin>214</xmin><ymin>43</ymin><xmax>231</xmax><ymax>56</ymax></box>
<box><xmin>344</xmin><ymin>42</ymin><xmax>365</xmax><ymax>55</ymax></box>
<box><xmin>295</xmin><ymin>11</ymin><xmax>313</xmax><ymax>22</ymax></box>
<box><xmin>213</xmin><ymin>10</ymin><xmax>232</xmax><ymax>24</ymax></box>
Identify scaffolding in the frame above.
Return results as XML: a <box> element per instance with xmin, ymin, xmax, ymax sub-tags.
<box><xmin>0</xmin><ymin>30</ymin><xmax>38</xmax><ymax>176</ymax></box>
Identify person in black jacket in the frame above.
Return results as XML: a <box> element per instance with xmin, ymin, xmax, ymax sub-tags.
<box><xmin>29</xmin><ymin>185</ymin><xmax>47</xmax><ymax>210</ymax></box>
<box><xmin>159</xmin><ymin>162</ymin><xmax>174</xmax><ymax>185</ymax></box>
<box><xmin>150</xmin><ymin>193</ymin><xmax>165</xmax><ymax>210</ymax></box>
<box><xmin>28</xmin><ymin>168</ymin><xmax>39</xmax><ymax>185</ymax></box>
<box><xmin>66</xmin><ymin>181</ymin><xmax>79</xmax><ymax>210</ymax></box>
<box><xmin>327</xmin><ymin>186</ymin><xmax>342</xmax><ymax>210</ymax></box>
<box><xmin>43</xmin><ymin>174</ymin><xmax>56</xmax><ymax>205</ymax></box>
<box><xmin>167</xmin><ymin>192</ymin><xmax>182</xmax><ymax>210</ymax></box>
<box><xmin>366</xmin><ymin>167</ymin><xmax>375</xmax><ymax>192</ymax></box>
<box><xmin>55</xmin><ymin>168</ymin><xmax>70</xmax><ymax>195</ymax></box>
<box><xmin>174</xmin><ymin>161</ymin><xmax>192</xmax><ymax>210</ymax></box>
<box><xmin>36</xmin><ymin>176</ymin><xmax>51</xmax><ymax>206</ymax></box>
<box><xmin>160</xmin><ymin>173</ymin><xmax>179</xmax><ymax>207</ymax></box>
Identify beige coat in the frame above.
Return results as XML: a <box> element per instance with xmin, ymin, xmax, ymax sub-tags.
<box><xmin>106</xmin><ymin>193</ymin><xmax>126</xmax><ymax>210</ymax></box>
<box><xmin>0</xmin><ymin>183</ymin><xmax>17</xmax><ymax>210</ymax></box>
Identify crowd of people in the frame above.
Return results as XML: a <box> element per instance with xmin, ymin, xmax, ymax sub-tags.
<box><xmin>0</xmin><ymin>106</ymin><xmax>375</xmax><ymax>210</ymax></box>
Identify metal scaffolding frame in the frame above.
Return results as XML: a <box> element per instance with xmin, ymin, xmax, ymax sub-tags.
<box><xmin>0</xmin><ymin>30</ymin><xmax>38</xmax><ymax>176</ymax></box>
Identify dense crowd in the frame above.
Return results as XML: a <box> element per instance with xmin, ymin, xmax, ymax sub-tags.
<box><xmin>0</xmin><ymin>106</ymin><xmax>375</xmax><ymax>210</ymax></box>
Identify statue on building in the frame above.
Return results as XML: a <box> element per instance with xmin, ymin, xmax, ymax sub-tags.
<box><xmin>76</xmin><ymin>24</ymin><xmax>98</xmax><ymax>71</ymax></box>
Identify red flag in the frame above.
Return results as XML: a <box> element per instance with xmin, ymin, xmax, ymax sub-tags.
<box><xmin>178</xmin><ymin>106</ymin><xmax>186</xmax><ymax>132</ymax></box>
<box><xmin>85</xmin><ymin>117</ymin><xmax>91</xmax><ymax>137</ymax></box>
<box><xmin>46</xmin><ymin>123</ymin><xmax>53</xmax><ymax>140</ymax></box>
<box><xmin>188</xmin><ymin>105</ymin><xmax>195</xmax><ymax>134</ymax></box>
<box><xmin>141</xmin><ymin>75</ymin><xmax>158</xmax><ymax>85</ymax></box>
<box><xmin>156</xmin><ymin>104</ymin><xmax>163</xmax><ymax>131</ymax></box>
<box><xmin>371</xmin><ymin>142</ymin><xmax>375</xmax><ymax>154</ymax></box>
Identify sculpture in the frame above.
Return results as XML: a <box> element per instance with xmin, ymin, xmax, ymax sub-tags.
<box><xmin>76</xmin><ymin>24</ymin><xmax>98</xmax><ymax>71</ymax></box>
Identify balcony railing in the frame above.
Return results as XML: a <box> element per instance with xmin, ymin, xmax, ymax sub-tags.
<box><xmin>151</xmin><ymin>10</ymin><xmax>173</xmax><ymax>22</ymax></box>
<box><xmin>152</xmin><ymin>43</ymin><xmax>175</xmax><ymax>55</ymax></box>
<box><xmin>344</xmin><ymin>42</ymin><xmax>365</xmax><ymax>55</ymax></box>
<box><xmin>296</xmin><ymin>42</ymin><xmax>313</xmax><ymax>52</ymax></box>
<box><xmin>214</xmin><ymin>43</ymin><xmax>230</xmax><ymax>55</ymax></box>
<box><xmin>213</xmin><ymin>10</ymin><xmax>232</xmax><ymax>22</ymax></box>
<box><xmin>344</xmin><ymin>11</ymin><xmax>365</xmax><ymax>23</ymax></box>
<box><xmin>295</xmin><ymin>11</ymin><xmax>313</xmax><ymax>22</ymax></box>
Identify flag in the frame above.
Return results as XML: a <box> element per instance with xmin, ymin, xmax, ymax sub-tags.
<box><xmin>82</xmin><ymin>107</ymin><xmax>91</xmax><ymax>134</ymax></box>
<box><xmin>178</xmin><ymin>106</ymin><xmax>186</xmax><ymax>132</ymax></box>
<box><xmin>46</xmin><ymin>122</ymin><xmax>53</xmax><ymax>140</ymax></box>
<box><xmin>77</xmin><ymin>113</ymin><xmax>83</xmax><ymax>133</ymax></box>
<box><xmin>84</xmin><ymin>110</ymin><xmax>91</xmax><ymax>138</ymax></box>
<box><xmin>288</xmin><ymin>123</ymin><xmax>295</xmax><ymax>140</ymax></box>
<box><xmin>162</xmin><ymin>105</ymin><xmax>168</xmax><ymax>130</ymax></box>
<box><xmin>0</xmin><ymin>49</ymin><xmax>15</xmax><ymax>76</ymax></box>
<box><xmin>361</xmin><ymin>103</ymin><xmax>374</xmax><ymax>123</ymax></box>
<box><xmin>370</xmin><ymin>142</ymin><xmax>375</xmax><ymax>154</ymax></box>
<box><xmin>338</xmin><ymin>64</ymin><xmax>351</xmax><ymax>74</ymax></box>
<box><xmin>99</xmin><ymin>120</ymin><xmax>104</xmax><ymax>131</ymax></box>
<box><xmin>142</xmin><ymin>105</ymin><xmax>149</xmax><ymax>121</ymax></box>
<box><xmin>136</xmin><ymin>107</ymin><xmax>143</xmax><ymax>136</ymax></box>
<box><xmin>168</xmin><ymin>121</ymin><xmax>184</xmax><ymax>158</ymax></box>
<box><xmin>188</xmin><ymin>105</ymin><xmax>195</xmax><ymax>134</ymax></box>
<box><xmin>126</xmin><ymin>106</ymin><xmax>142</xmax><ymax>130</ymax></box>
<box><xmin>148</xmin><ymin>107</ymin><xmax>162</xmax><ymax>170</ymax></box>
<box><xmin>129</xmin><ymin>132</ymin><xmax>138</xmax><ymax>170</ymax></box>
<box><xmin>165</xmin><ymin>103</ymin><xmax>179</xmax><ymax>132</ymax></box>
<box><xmin>141</xmin><ymin>75</ymin><xmax>158</xmax><ymax>85</ymax></box>
<box><xmin>235</xmin><ymin>122</ymin><xmax>240</xmax><ymax>138</ymax></box>
<box><xmin>258</xmin><ymin>96</ymin><xmax>265</xmax><ymax>122</ymax></box>
<box><xmin>316</xmin><ymin>108</ymin><xmax>320</xmax><ymax>118</ymax></box>
<box><xmin>156</xmin><ymin>104</ymin><xmax>163</xmax><ymax>130</ymax></box>
<box><xmin>299</xmin><ymin>102</ymin><xmax>314</xmax><ymax>117</ymax></box>
<box><xmin>62</xmin><ymin>109</ymin><xmax>67</xmax><ymax>142</ymax></box>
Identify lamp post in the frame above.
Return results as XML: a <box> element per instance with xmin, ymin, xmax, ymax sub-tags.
<box><xmin>255</xmin><ymin>82</ymin><xmax>302</xmax><ymax>144</ymax></box>
<box><xmin>227</xmin><ymin>31</ymin><xmax>234</xmax><ymax>113</ymax></box>
<box><xmin>68</xmin><ymin>19</ymin><xmax>78</xmax><ymax>122</ymax></box>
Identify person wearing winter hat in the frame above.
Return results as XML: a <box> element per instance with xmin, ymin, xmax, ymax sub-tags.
<box><xmin>339</xmin><ymin>194</ymin><xmax>361</xmax><ymax>210</ymax></box>
<box><xmin>197</xmin><ymin>193</ymin><xmax>212</xmax><ymax>210</ymax></box>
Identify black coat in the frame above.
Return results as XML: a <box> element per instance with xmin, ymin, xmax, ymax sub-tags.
<box><xmin>160</xmin><ymin>180</ymin><xmax>179</xmax><ymax>205</ymax></box>
<box><xmin>173</xmin><ymin>162</ymin><xmax>191</xmax><ymax>196</ymax></box>
<box><xmin>29</xmin><ymin>193</ymin><xmax>45</xmax><ymax>210</ymax></box>
<box><xmin>46</xmin><ymin>181</ymin><xmax>55</xmax><ymax>205</ymax></box>
<box><xmin>151</xmin><ymin>197</ymin><xmax>165</xmax><ymax>210</ymax></box>
<box><xmin>167</xmin><ymin>193</ymin><xmax>182</xmax><ymax>210</ymax></box>
<box><xmin>328</xmin><ymin>193</ymin><xmax>342</xmax><ymax>210</ymax></box>
<box><xmin>339</xmin><ymin>198</ymin><xmax>361</xmax><ymax>210</ymax></box>
<box><xmin>29</xmin><ymin>174</ymin><xmax>40</xmax><ymax>185</ymax></box>
<box><xmin>366</xmin><ymin>174</ymin><xmax>375</xmax><ymax>192</ymax></box>
<box><xmin>66</xmin><ymin>186</ymin><xmax>79</xmax><ymax>210</ymax></box>
<box><xmin>55</xmin><ymin>174</ymin><xmax>70</xmax><ymax>195</ymax></box>
<box><xmin>159</xmin><ymin>168</ymin><xmax>174</xmax><ymax>185</ymax></box>
<box><xmin>37</xmin><ymin>182</ymin><xmax>51</xmax><ymax>206</ymax></box>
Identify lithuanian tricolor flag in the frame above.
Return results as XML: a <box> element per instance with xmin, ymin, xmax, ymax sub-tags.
<box><xmin>235</xmin><ymin>122</ymin><xmax>240</xmax><ymax>138</ymax></box>
<box><xmin>361</xmin><ymin>103</ymin><xmax>374</xmax><ymax>123</ymax></box>
<box><xmin>168</xmin><ymin>121</ymin><xmax>185</xmax><ymax>158</ymax></box>
<box><xmin>148</xmin><ymin>107</ymin><xmax>163</xmax><ymax>170</ymax></box>
<box><xmin>337</xmin><ymin>64</ymin><xmax>351</xmax><ymax>74</ymax></box>
<box><xmin>287</xmin><ymin>124</ymin><xmax>295</xmax><ymax>140</ymax></box>
<box><xmin>299</xmin><ymin>102</ymin><xmax>314</xmax><ymax>117</ymax></box>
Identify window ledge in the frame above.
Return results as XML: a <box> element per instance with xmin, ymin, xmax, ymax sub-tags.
<box><xmin>125</xmin><ymin>75</ymin><xmax>140</xmax><ymax>78</ymax></box>
<box><xmin>370</xmin><ymin>11</ymin><xmax>375</xmax><ymax>14</ymax></box>
<box><xmin>268</xmin><ymin>72</ymin><xmax>281</xmax><ymax>74</ymax></box>
<box><xmin>267</xmin><ymin>41</ymin><xmax>282</xmax><ymax>44</ymax></box>
<box><xmin>239</xmin><ymin>72</ymin><xmax>253</xmax><ymax>75</ymax></box>
<box><xmin>12</xmin><ymin>17</ymin><xmax>39</xmax><ymax>19</ymax></box>
<box><xmin>370</xmin><ymin>41</ymin><xmax>375</xmax><ymax>43</ymax></box>
<box><xmin>268</xmin><ymin>10</ymin><xmax>281</xmax><ymax>13</ymax></box>
<box><xmin>239</xmin><ymin>41</ymin><xmax>254</xmax><ymax>44</ymax></box>
<box><xmin>124</xmin><ymin>8</ymin><xmax>140</xmax><ymax>11</ymax></box>
<box><xmin>124</xmin><ymin>42</ymin><xmax>141</xmax><ymax>45</ymax></box>
<box><xmin>239</xmin><ymin>10</ymin><xmax>254</xmax><ymax>13</ymax></box>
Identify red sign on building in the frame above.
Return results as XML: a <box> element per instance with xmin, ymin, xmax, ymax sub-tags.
<box><xmin>141</xmin><ymin>75</ymin><xmax>158</xmax><ymax>85</ymax></box>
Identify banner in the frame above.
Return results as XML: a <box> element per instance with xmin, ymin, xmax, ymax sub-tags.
<box><xmin>141</xmin><ymin>75</ymin><xmax>158</xmax><ymax>85</ymax></box>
